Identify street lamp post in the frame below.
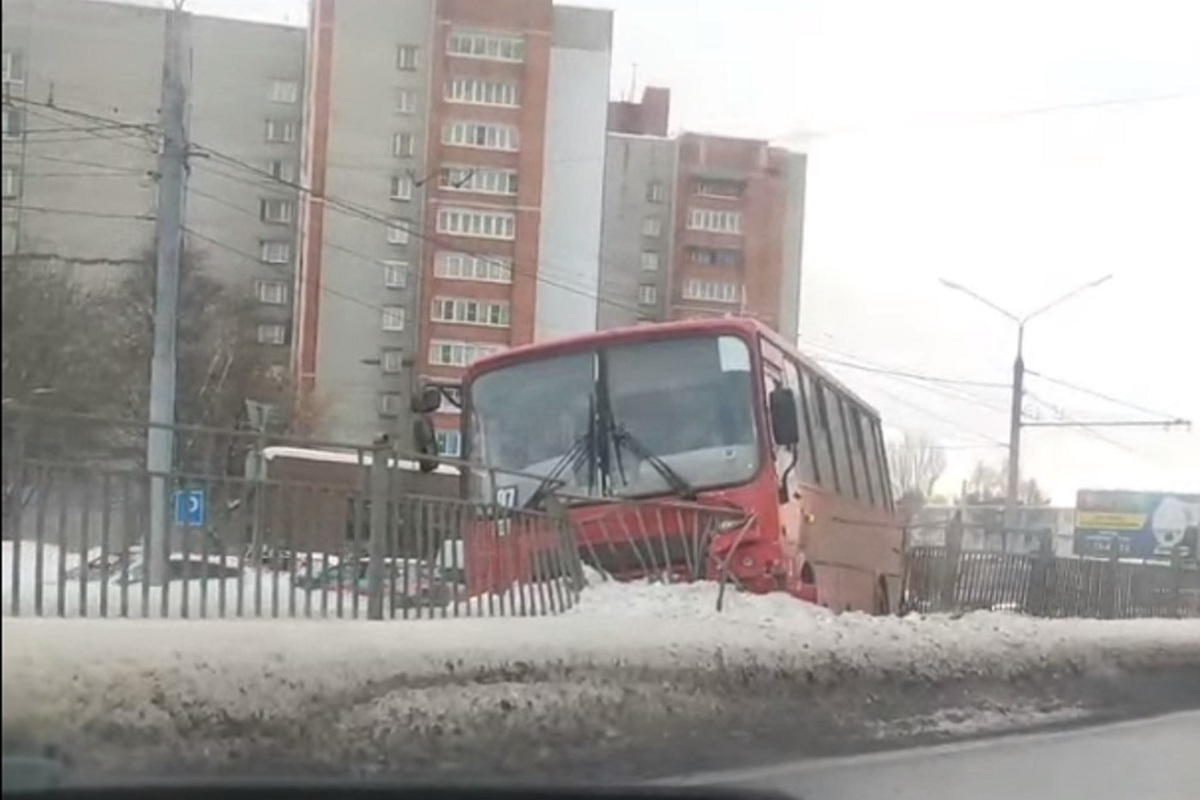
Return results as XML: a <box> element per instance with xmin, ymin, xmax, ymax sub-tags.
<box><xmin>939</xmin><ymin>274</ymin><xmax>1112</xmax><ymax>539</ymax></box>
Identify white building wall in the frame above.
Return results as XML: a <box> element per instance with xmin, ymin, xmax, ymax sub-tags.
<box><xmin>534</xmin><ymin>7</ymin><xmax>611</xmax><ymax>342</ymax></box>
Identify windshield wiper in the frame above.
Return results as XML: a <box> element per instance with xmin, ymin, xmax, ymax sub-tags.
<box><xmin>522</xmin><ymin>430</ymin><xmax>593</xmax><ymax>510</ymax></box>
<box><xmin>609</xmin><ymin>421</ymin><xmax>696</xmax><ymax>500</ymax></box>
<box><xmin>523</xmin><ymin>394</ymin><xmax>599</xmax><ymax>510</ymax></box>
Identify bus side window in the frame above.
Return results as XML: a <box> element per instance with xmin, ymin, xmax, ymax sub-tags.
<box><xmin>822</xmin><ymin>385</ymin><xmax>855</xmax><ymax>499</ymax></box>
<box><xmin>870</xmin><ymin>418</ymin><xmax>894</xmax><ymax>509</ymax></box>
<box><xmin>801</xmin><ymin>371</ymin><xmax>840</xmax><ymax>491</ymax></box>
<box><xmin>852</xmin><ymin>405</ymin><xmax>880</xmax><ymax>506</ymax></box>
<box><xmin>835</xmin><ymin>394</ymin><xmax>863</xmax><ymax>501</ymax></box>
<box><xmin>785</xmin><ymin>357</ymin><xmax>819</xmax><ymax>486</ymax></box>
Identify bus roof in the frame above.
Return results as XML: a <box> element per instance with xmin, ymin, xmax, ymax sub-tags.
<box><xmin>464</xmin><ymin>317</ymin><xmax>883</xmax><ymax>421</ymax></box>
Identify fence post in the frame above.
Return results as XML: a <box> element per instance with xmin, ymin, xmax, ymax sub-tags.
<box><xmin>1104</xmin><ymin>542</ymin><xmax>1120</xmax><ymax>620</ymax></box>
<box><xmin>3</xmin><ymin>414</ymin><xmax>28</xmax><ymax>616</ymax></box>
<box><xmin>366</xmin><ymin>434</ymin><xmax>391</xmax><ymax>621</ymax></box>
<box><xmin>938</xmin><ymin>510</ymin><xmax>963</xmax><ymax>612</ymax></box>
<box><xmin>1027</xmin><ymin>529</ymin><xmax>1054</xmax><ymax>617</ymax></box>
<box><xmin>1170</xmin><ymin>545</ymin><xmax>1183</xmax><ymax>619</ymax></box>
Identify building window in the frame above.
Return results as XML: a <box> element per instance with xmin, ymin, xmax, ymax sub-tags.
<box><xmin>390</xmin><ymin>174</ymin><xmax>414</xmax><ymax>200</ymax></box>
<box><xmin>386</xmin><ymin>219</ymin><xmax>411</xmax><ymax>245</ymax></box>
<box><xmin>687</xmin><ymin>247</ymin><xmax>743</xmax><ymax>268</ymax></box>
<box><xmin>445</xmin><ymin>78</ymin><xmax>520</xmax><ymax>108</ymax></box>
<box><xmin>264</xmin><ymin>119</ymin><xmax>297</xmax><ymax>143</ymax></box>
<box><xmin>1</xmin><ymin>108</ymin><xmax>24</xmax><ymax>140</ymax></box>
<box><xmin>436</xmin><ymin>208</ymin><xmax>515</xmax><ymax>240</ymax></box>
<box><xmin>694</xmin><ymin>179</ymin><xmax>745</xmax><ymax>199</ymax></box>
<box><xmin>435</xmin><ymin>251</ymin><xmax>512</xmax><ymax>283</ymax></box>
<box><xmin>378</xmin><ymin>393</ymin><xmax>403</xmax><ymax>418</ymax></box>
<box><xmin>447</xmin><ymin>30</ymin><xmax>525</xmax><ymax>63</ymax></box>
<box><xmin>436</xmin><ymin>430</ymin><xmax>462</xmax><ymax>458</ymax></box>
<box><xmin>266</xmin><ymin>160</ymin><xmax>297</xmax><ymax>184</ymax></box>
<box><xmin>638</xmin><ymin>285</ymin><xmax>658</xmax><ymax>306</ymax></box>
<box><xmin>642</xmin><ymin>217</ymin><xmax>662</xmax><ymax>237</ymax></box>
<box><xmin>429</xmin><ymin>339</ymin><xmax>504</xmax><ymax>368</ymax></box>
<box><xmin>687</xmin><ymin>208</ymin><xmax>743</xmax><ymax>234</ymax></box>
<box><xmin>439</xmin><ymin>166</ymin><xmax>518</xmax><ymax>196</ymax></box>
<box><xmin>260</xmin><ymin>240</ymin><xmax>292</xmax><ymax>264</ymax></box>
<box><xmin>257</xmin><ymin>323</ymin><xmax>287</xmax><ymax>345</ymax></box>
<box><xmin>381</xmin><ymin>348</ymin><xmax>405</xmax><ymax>374</ymax></box>
<box><xmin>392</xmin><ymin>132</ymin><xmax>416</xmax><ymax>158</ymax></box>
<box><xmin>2</xmin><ymin>51</ymin><xmax>23</xmax><ymax>84</ymax></box>
<box><xmin>441</xmin><ymin>121</ymin><xmax>518</xmax><ymax>152</ymax></box>
<box><xmin>382</xmin><ymin>260</ymin><xmax>409</xmax><ymax>288</ymax></box>
<box><xmin>682</xmin><ymin>279</ymin><xmax>741</xmax><ymax>304</ymax></box>
<box><xmin>640</xmin><ymin>252</ymin><xmax>660</xmax><ymax>272</ymax></box>
<box><xmin>396</xmin><ymin>88</ymin><xmax>417</xmax><ymax>114</ymax></box>
<box><xmin>268</xmin><ymin>79</ymin><xmax>299</xmax><ymax>104</ymax></box>
<box><xmin>256</xmin><ymin>280</ymin><xmax>288</xmax><ymax>305</ymax></box>
<box><xmin>381</xmin><ymin>305</ymin><xmax>406</xmax><ymax>331</ymax></box>
<box><xmin>396</xmin><ymin>45</ymin><xmax>420</xmax><ymax>71</ymax></box>
<box><xmin>260</xmin><ymin>198</ymin><xmax>295</xmax><ymax>224</ymax></box>
<box><xmin>432</xmin><ymin>297</ymin><xmax>511</xmax><ymax>328</ymax></box>
<box><xmin>1</xmin><ymin>167</ymin><xmax>18</xmax><ymax>198</ymax></box>
<box><xmin>646</xmin><ymin>181</ymin><xmax>665</xmax><ymax>203</ymax></box>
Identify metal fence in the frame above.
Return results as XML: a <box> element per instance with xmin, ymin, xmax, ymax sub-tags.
<box><xmin>903</xmin><ymin>542</ymin><xmax>1200</xmax><ymax>619</ymax></box>
<box><xmin>2</xmin><ymin>407</ymin><xmax>583</xmax><ymax>620</ymax></box>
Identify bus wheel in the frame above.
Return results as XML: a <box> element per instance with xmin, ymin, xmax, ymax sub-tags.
<box><xmin>874</xmin><ymin>578</ymin><xmax>890</xmax><ymax>616</ymax></box>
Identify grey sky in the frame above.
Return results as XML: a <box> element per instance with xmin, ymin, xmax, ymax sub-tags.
<box><xmin>172</xmin><ymin>0</ymin><xmax>1200</xmax><ymax>502</ymax></box>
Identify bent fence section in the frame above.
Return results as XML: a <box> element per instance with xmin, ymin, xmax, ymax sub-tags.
<box><xmin>1</xmin><ymin>408</ymin><xmax>582</xmax><ymax>620</ymax></box>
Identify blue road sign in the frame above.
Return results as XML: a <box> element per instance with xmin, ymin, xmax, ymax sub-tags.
<box><xmin>173</xmin><ymin>489</ymin><xmax>206</xmax><ymax>527</ymax></box>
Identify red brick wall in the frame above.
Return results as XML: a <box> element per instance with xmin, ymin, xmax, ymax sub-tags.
<box><xmin>418</xmin><ymin>0</ymin><xmax>553</xmax><ymax>390</ymax></box>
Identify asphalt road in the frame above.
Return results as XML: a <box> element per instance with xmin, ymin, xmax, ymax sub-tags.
<box><xmin>700</xmin><ymin>711</ymin><xmax>1200</xmax><ymax>800</ymax></box>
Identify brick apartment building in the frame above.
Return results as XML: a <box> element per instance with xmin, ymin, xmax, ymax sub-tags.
<box><xmin>296</xmin><ymin>0</ymin><xmax>613</xmax><ymax>451</ymax></box>
<box><xmin>599</xmin><ymin>87</ymin><xmax>806</xmax><ymax>342</ymax></box>
<box><xmin>3</xmin><ymin>2</ymin><xmax>805</xmax><ymax>459</ymax></box>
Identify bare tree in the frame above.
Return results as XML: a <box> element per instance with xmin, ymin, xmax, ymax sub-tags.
<box><xmin>887</xmin><ymin>432</ymin><xmax>948</xmax><ymax>513</ymax></box>
<box><xmin>2</xmin><ymin>260</ymin><xmax>119</xmax><ymax>536</ymax></box>
<box><xmin>962</xmin><ymin>459</ymin><xmax>1051</xmax><ymax>506</ymax></box>
<box><xmin>93</xmin><ymin>249</ymin><xmax>291</xmax><ymax>473</ymax></box>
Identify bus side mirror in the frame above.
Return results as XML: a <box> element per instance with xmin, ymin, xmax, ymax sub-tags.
<box><xmin>769</xmin><ymin>387</ymin><xmax>800</xmax><ymax>447</ymax></box>
<box><xmin>412</xmin><ymin>416</ymin><xmax>439</xmax><ymax>473</ymax></box>
<box><xmin>412</xmin><ymin>385</ymin><xmax>441</xmax><ymax>414</ymax></box>
<box><xmin>411</xmin><ymin>386</ymin><xmax>443</xmax><ymax>473</ymax></box>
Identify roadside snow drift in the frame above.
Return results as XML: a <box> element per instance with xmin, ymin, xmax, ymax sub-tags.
<box><xmin>4</xmin><ymin>577</ymin><xmax>1200</xmax><ymax>783</ymax></box>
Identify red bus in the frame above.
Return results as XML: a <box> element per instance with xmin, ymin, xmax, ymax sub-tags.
<box><xmin>455</xmin><ymin>317</ymin><xmax>903</xmax><ymax>614</ymax></box>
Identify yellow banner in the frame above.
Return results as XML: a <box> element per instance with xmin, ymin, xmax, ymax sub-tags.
<box><xmin>1075</xmin><ymin>512</ymin><xmax>1146</xmax><ymax>530</ymax></box>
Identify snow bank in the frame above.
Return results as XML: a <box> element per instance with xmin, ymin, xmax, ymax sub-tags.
<box><xmin>4</xmin><ymin>571</ymin><xmax>1200</xmax><ymax>782</ymax></box>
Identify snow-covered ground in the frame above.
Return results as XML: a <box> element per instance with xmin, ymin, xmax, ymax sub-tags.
<box><xmin>5</xmin><ymin>538</ymin><xmax>1199</xmax><ymax>780</ymax></box>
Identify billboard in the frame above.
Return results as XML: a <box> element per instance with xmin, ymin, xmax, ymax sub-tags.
<box><xmin>1073</xmin><ymin>490</ymin><xmax>1200</xmax><ymax>560</ymax></box>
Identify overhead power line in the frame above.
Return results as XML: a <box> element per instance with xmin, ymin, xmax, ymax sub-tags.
<box><xmin>813</xmin><ymin>355</ymin><xmax>1008</xmax><ymax>388</ymax></box>
<box><xmin>1025</xmin><ymin>369</ymin><xmax>1187</xmax><ymax>423</ymax></box>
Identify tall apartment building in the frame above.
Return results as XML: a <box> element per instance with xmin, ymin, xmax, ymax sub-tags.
<box><xmin>599</xmin><ymin>88</ymin><xmax>807</xmax><ymax>342</ymax></box>
<box><xmin>1</xmin><ymin>0</ymin><xmax>306</xmax><ymax>375</ymax></box>
<box><xmin>297</xmin><ymin>0</ymin><xmax>612</xmax><ymax>450</ymax></box>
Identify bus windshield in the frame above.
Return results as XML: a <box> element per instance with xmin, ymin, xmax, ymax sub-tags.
<box><xmin>468</xmin><ymin>333</ymin><xmax>760</xmax><ymax>505</ymax></box>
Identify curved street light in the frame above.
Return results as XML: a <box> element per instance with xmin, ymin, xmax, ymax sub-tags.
<box><xmin>938</xmin><ymin>274</ymin><xmax>1113</xmax><ymax>535</ymax></box>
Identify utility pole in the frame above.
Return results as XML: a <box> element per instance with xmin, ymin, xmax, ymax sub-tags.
<box><xmin>940</xmin><ymin>275</ymin><xmax>1112</xmax><ymax>541</ymax></box>
<box><xmin>146</xmin><ymin>2</ymin><xmax>190</xmax><ymax>586</ymax></box>
<box><xmin>1005</xmin><ymin>325</ymin><xmax>1025</xmax><ymax>552</ymax></box>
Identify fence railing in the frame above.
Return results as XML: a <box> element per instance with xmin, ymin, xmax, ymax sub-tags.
<box><xmin>2</xmin><ymin>407</ymin><xmax>583</xmax><ymax>620</ymax></box>
<box><xmin>903</xmin><ymin>543</ymin><xmax>1200</xmax><ymax>619</ymax></box>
